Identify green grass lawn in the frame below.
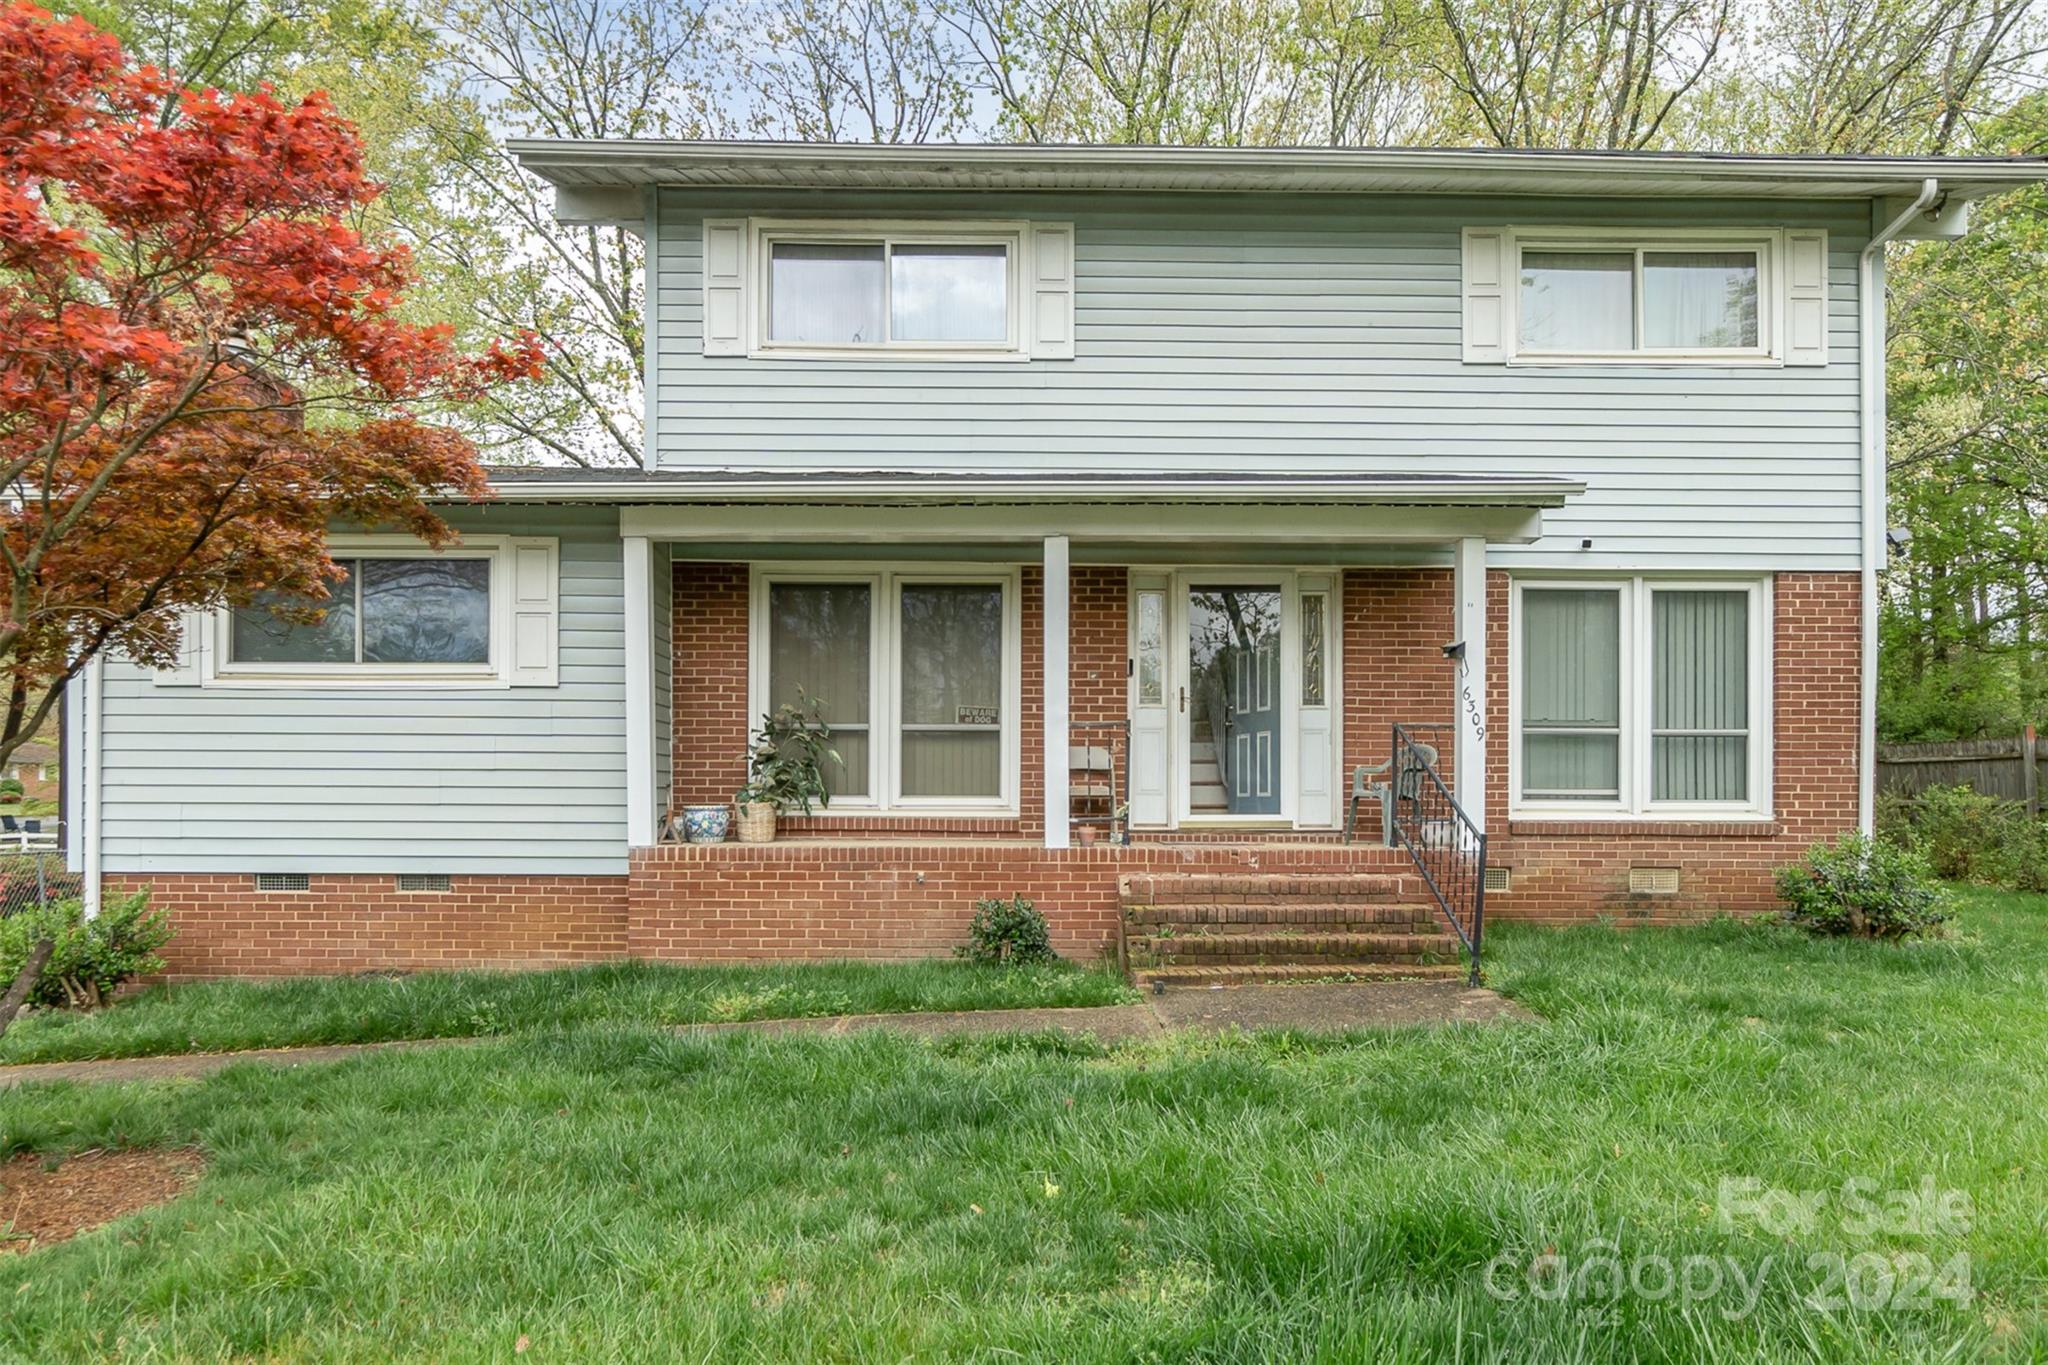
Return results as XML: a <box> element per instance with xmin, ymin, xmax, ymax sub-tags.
<box><xmin>5</xmin><ymin>889</ymin><xmax>2047</xmax><ymax>1361</ymax></box>
<box><xmin>0</xmin><ymin>959</ymin><xmax>1138</xmax><ymax>1065</ymax></box>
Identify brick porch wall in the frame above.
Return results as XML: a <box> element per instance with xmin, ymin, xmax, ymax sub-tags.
<box><xmin>628</xmin><ymin>841</ymin><xmax>1414</xmax><ymax>963</ymax></box>
<box><xmin>1480</xmin><ymin>571</ymin><xmax>1861</xmax><ymax>924</ymax></box>
<box><xmin>106</xmin><ymin>873</ymin><xmax>629</xmax><ymax>980</ymax></box>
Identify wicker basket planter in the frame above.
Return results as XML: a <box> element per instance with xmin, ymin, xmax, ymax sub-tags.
<box><xmin>735</xmin><ymin>800</ymin><xmax>779</xmax><ymax>844</ymax></box>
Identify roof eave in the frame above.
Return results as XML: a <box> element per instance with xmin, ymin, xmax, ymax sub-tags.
<box><xmin>506</xmin><ymin>139</ymin><xmax>2048</xmax><ymax>202</ymax></box>
<box><xmin>465</xmin><ymin>473</ymin><xmax>1587</xmax><ymax>509</ymax></box>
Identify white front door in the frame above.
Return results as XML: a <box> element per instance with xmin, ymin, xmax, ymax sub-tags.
<box><xmin>1127</xmin><ymin>569</ymin><xmax>1339</xmax><ymax>831</ymax></box>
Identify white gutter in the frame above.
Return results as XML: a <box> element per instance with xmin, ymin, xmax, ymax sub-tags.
<box><xmin>474</xmin><ymin>475</ymin><xmax>1586</xmax><ymax>507</ymax></box>
<box><xmin>506</xmin><ymin>138</ymin><xmax>2048</xmax><ymax>202</ymax></box>
<box><xmin>1858</xmin><ymin>177</ymin><xmax>1940</xmax><ymax>834</ymax></box>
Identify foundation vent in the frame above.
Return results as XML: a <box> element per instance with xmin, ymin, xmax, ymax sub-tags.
<box><xmin>1483</xmin><ymin>866</ymin><xmax>1512</xmax><ymax>893</ymax></box>
<box><xmin>396</xmin><ymin>873</ymin><xmax>453</xmax><ymax>894</ymax></box>
<box><xmin>1629</xmin><ymin>867</ymin><xmax>1682</xmax><ymax>896</ymax></box>
<box><xmin>254</xmin><ymin>873</ymin><xmax>310</xmax><ymax>892</ymax></box>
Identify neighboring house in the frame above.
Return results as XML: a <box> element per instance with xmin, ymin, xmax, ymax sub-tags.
<box><xmin>65</xmin><ymin>143</ymin><xmax>2048</xmax><ymax>980</ymax></box>
<box><xmin>8</xmin><ymin>739</ymin><xmax>57</xmax><ymax>806</ymax></box>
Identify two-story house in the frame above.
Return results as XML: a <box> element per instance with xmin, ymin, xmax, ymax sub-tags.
<box><xmin>65</xmin><ymin>142</ymin><xmax>2047</xmax><ymax>981</ymax></box>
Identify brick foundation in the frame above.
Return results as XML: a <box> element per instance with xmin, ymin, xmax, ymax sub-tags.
<box><xmin>107</xmin><ymin>874</ymin><xmax>629</xmax><ymax>981</ymax></box>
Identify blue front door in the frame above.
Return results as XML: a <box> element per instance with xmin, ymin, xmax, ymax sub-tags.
<box><xmin>1186</xmin><ymin>587</ymin><xmax>1283</xmax><ymax>816</ymax></box>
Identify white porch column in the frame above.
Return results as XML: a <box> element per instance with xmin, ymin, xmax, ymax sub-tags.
<box><xmin>1042</xmin><ymin>535</ymin><xmax>1071</xmax><ymax>849</ymax></box>
<box><xmin>623</xmin><ymin>534</ymin><xmax>655</xmax><ymax>848</ymax></box>
<box><xmin>1453</xmin><ymin>536</ymin><xmax>1488</xmax><ymax>832</ymax></box>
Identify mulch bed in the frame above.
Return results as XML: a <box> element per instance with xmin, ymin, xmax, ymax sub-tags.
<box><xmin>0</xmin><ymin>1148</ymin><xmax>205</xmax><ymax>1255</ymax></box>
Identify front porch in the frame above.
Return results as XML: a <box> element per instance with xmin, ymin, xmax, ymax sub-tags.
<box><xmin>627</xmin><ymin>839</ymin><xmax>1439</xmax><ymax>973</ymax></box>
<box><xmin>612</xmin><ymin>473</ymin><xmax>1570</xmax><ymax>970</ymax></box>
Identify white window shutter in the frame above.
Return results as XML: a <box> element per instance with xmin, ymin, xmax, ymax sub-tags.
<box><xmin>702</xmin><ymin>219</ymin><xmax>749</xmax><ymax>356</ymax></box>
<box><xmin>152</xmin><ymin>609</ymin><xmax>209</xmax><ymax>686</ymax></box>
<box><xmin>507</xmin><ymin>537</ymin><xmax>560</xmax><ymax>687</ymax></box>
<box><xmin>1784</xmin><ymin>230</ymin><xmax>1830</xmax><ymax>366</ymax></box>
<box><xmin>1028</xmin><ymin>223</ymin><xmax>1076</xmax><ymax>360</ymax></box>
<box><xmin>1461</xmin><ymin>228</ymin><xmax>1510</xmax><ymax>363</ymax></box>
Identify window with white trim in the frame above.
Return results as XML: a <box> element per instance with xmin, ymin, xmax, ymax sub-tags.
<box><xmin>752</xmin><ymin>569</ymin><xmax>1020</xmax><ymax>813</ymax></box>
<box><xmin>200</xmin><ymin>535</ymin><xmax>559</xmax><ymax>688</ymax></box>
<box><xmin>1462</xmin><ymin>227</ymin><xmax>1829</xmax><ymax>366</ymax></box>
<box><xmin>1511</xmin><ymin>578</ymin><xmax>1770</xmax><ymax>816</ymax></box>
<box><xmin>701</xmin><ymin>218</ymin><xmax>1077</xmax><ymax>361</ymax></box>
<box><xmin>761</xmin><ymin>226</ymin><xmax>1020</xmax><ymax>355</ymax></box>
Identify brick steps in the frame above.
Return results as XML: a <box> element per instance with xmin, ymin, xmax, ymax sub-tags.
<box><xmin>1124</xmin><ymin>902</ymin><xmax>1440</xmax><ymax>933</ymax></box>
<box><xmin>1127</xmin><ymin>930</ymin><xmax>1459</xmax><ymax>966</ymax></box>
<box><xmin>1132</xmin><ymin>962</ymin><xmax>1467</xmax><ymax>990</ymax></box>
<box><xmin>1119</xmin><ymin>870</ymin><xmax>1465</xmax><ymax>990</ymax></box>
<box><xmin>1118</xmin><ymin>871</ymin><xmax>1414</xmax><ymax>905</ymax></box>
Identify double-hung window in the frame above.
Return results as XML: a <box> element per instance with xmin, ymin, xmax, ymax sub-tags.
<box><xmin>1512</xmin><ymin>578</ymin><xmax>1769</xmax><ymax>817</ymax></box>
<box><xmin>762</xmin><ymin>227</ymin><xmax>1021</xmax><ymax>355</ymax></box>
<box><xmin>753</xmin><ymin>569</ymin><xmax>1020</xmax><ymax>813</ymax></box>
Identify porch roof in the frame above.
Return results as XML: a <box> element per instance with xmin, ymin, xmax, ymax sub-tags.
<box><xmin>479</xmin><ymin>468</ymin><xmax>1584</xmax><ymax>509</ymax></box>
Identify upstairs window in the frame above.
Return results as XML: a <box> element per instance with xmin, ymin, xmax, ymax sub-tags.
<box><xmin>1461</xmin><ymin>228</ymin><xmax>1824</xmax><ymax>366</ymax></box>
<box><xmin>765</xmin><ymin>231</ymin><xmax>1015</xmax><ymax>352</ymax></box>
<box><xmin>1518</xmin><ymin>244</ymin><xmax>1763</xmax><ymax>357</ymax></box>
<box><xmin>702</xmin><ymin>218</ymin><xmax>1076</xmax><ymax>361</ymax></box>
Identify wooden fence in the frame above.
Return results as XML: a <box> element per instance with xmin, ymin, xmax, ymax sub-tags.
<box><xmin>1877</xmin><ymin>727</ymin><xmax>2044</xmax><ymax>816</ymax></box>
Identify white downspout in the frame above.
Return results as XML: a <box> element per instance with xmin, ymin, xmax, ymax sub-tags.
<box><xmin>82</xmin><ymin>653</ymin><xmax>104</xmax><ymax>918</ymax></box>
<box><xmin>1857</xmin><ymin>177</ymin><xmax>1939</xmax><ymax>836</ymax></box>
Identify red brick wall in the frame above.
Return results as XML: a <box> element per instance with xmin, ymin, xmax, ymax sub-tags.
<box><xmin>629</xmin><ymin>841</ymin><xmax>1414</xmax><ymax>962</ymax></box>
<box><xmin>1072</xmin><ymin>567</ymin><xmax>1129</xmax><ymax>726</ymax></box>
<box><xmin>671</xmin><ymin>562</ymin><xmax>749</xmax><ymax>807</ymax></box>
<box><xmin>108</xmin><ymin>873</ymin><xmax>629</xmax><ymax>980</ymax></box>
<box><xmin>1481</xmin><ymin>571</ymin><xmax>1861</xmax><ymax>923</ymax></box>
<box><xmin>1341</xmin><ymin>568</ymin><xmax>1457</xmax><ymax>785</ymax></box>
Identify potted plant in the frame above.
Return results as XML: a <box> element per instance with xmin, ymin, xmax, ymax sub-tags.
<box><xmin>736</xmin><ymin>692</ymin><xmax>839</xmax><ymax>844</ymax></box>
<box><xmin>677</xmin><ymin>803</ymin><xmax>731</xmax><ymax>844</ymax></box>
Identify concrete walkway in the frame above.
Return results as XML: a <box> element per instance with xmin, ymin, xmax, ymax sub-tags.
<box><xmin>0</xmin><ymin>980</ymin><xmax>1532</xmax><ymax>1090</ymax></box>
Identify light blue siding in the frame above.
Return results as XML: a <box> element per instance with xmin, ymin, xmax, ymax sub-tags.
<box><xmin>98</xmin><ymin>506</ymin><xmax>629</xmax><ymax>875</ymax></box>
<box><xmin>652</xmin><ymin>191</ymin><xmax>1869</xmax><ymax>570</ymax></box>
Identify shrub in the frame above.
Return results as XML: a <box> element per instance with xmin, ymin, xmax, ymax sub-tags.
<box><xmin>957</xmin><ymin>895</ymin><xmax>1058</xmax><ymax>967</ymax></box>
<box><xmin>1879</xmin><ymin>784</ymin><xmax>2048</xmax><ymax>892</ymax></box>
<box><xmin>1776</xmin><ymin>833</ymin><xmax>1950</xmax><ymax>940</ymax></box>
<box><xmin>0</xmin><ymin>891</ymin><xmax>173</xmax><ymax>1008</ymax></box>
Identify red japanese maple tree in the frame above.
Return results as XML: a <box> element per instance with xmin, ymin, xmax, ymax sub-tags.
<box><xmin>0</xmin><ymin>2</ymin><xmax>540</xmax><ymax>768</ymax></box>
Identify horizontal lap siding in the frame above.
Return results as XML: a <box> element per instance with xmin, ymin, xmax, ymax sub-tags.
<box><xmin>99</xmin><ymin>506</ymin><xmax>630</xmax><ymax>875</ymax></box>
<box><xmin>654</xmin><ymin>190</ymin><xmax>1866</xmax><ymax>570</ymax></box>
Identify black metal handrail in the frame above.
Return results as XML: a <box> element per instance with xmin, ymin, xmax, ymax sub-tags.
<box><xmin>1386</xmin><ymin>722</ymin><xmax>1487</xmax><ymax>985</ymax></box>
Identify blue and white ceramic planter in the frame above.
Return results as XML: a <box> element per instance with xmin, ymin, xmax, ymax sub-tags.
<box><xmin>680</xmin><ymin>804</ymin><xmax>731</xmax><ymax>844</ymax></box>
